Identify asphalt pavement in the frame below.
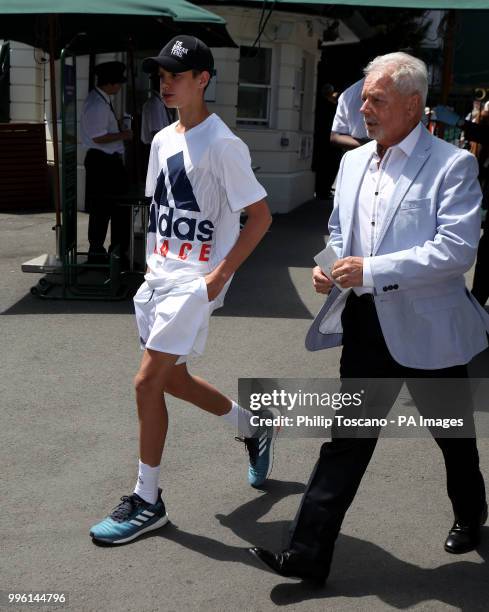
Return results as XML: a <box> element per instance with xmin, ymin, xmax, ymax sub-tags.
<box><xmin>1</xmin><ymin>201</ymin><xmax>488</xmax><ymax>612</ymax></box>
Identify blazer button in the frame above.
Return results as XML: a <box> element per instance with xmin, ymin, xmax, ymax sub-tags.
<box><xmin>393</xmin><ymin>284</ymin><xmax>399</xmax><ymax>290</ymax></box>
<box><xmin>383</xmin><ymin>286</ymin><xmax>388</xmax><ymax>292</ymax></box>
<box><xmin>388</xmin><ymin>285</ymin><xmax>393</xmax><ymax>290</ymax></box>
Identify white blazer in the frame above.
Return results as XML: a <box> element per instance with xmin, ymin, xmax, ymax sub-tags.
<box><xmin>306</xmin><ymin>125</ymin><xmax>489</xmax><ymax>369</ymax></box>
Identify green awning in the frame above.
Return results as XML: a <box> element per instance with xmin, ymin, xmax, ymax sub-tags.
<box><xmin>0</xmin><ymin>0</ymin><xmax>225</xmax><ymax>23</ymax></box>
<box><xmin>0</xmin><ymin>1</ymin><xmax>236</xmax><ymax>55</ymax></box>
<box><xmin>206</xmin><ymin>0</ymin><xmax>489</xmax><ymax>9</ymax></box>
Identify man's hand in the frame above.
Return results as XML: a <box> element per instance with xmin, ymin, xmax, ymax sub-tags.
<box><xmin>331</xmin><ymin>256</ymin><xmax>363</xmax><ymax>288</ymax></box>
<box><xmin>312</xmin><ymin>265</ymin><xmax>334</xmax><ymax>294</ymax></box>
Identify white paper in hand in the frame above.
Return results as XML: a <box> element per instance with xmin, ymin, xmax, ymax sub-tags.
<box><xmin>314</xmin><ymin>244</ymin><xmax>344</xmax><ymax>290</ymax></box>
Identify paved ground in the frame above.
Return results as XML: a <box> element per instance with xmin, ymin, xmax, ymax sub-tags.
<box><xmin>1</xmin><ymin>201</ymin><xmax>488</xmax><ymax>612</ymax></box>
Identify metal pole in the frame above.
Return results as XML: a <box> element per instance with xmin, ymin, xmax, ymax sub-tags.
<box><xmin>441</xmin><ymin>9</ymin><xmax>456</xmax><ymax>105</ymax></box>
<box><xmin>127</xmin><ymin>39</ymin><xmax>141</xmax><ymax>184</ymax></box>
<box><xmin>48</xmin><ymin>14</ymin><xmax>62</xmax><ymax>257</ymax></box>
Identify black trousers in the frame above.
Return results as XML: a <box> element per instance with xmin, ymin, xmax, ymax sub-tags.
<box><xmin>84</xmin><ymin>148</ymin><xmax>130</xmax><ymax>255</ymax></box>
<box><xmin>288</xmin><ymin>292</ymin><xmax>486</xmax><ymax>576</ymax></box>
<box><xmin>472</xmin><ymin>212</ymin><xmax>489</xmax><ymax>306</ymax></box>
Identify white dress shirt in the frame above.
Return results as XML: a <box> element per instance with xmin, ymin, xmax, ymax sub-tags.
<box><xmin>80</xmin><ymin>87</ymin><xmax>124</xmax><ymax>155</ymax></box>
<box><xmin>351</xmin><ymin>122</ymin><xmax>422</xmax><ymax>295</ymax></box>
<box><xmin>331</xmin><ymin>78</ymin><xmax>368</xmax><ymax>140</ymax></box>
<box><xmin>140</xmin><ymin>91</ymin><xmax>172</xmax><ymax>145</ymax></box>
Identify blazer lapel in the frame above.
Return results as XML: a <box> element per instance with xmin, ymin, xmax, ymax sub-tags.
<box><xmin>372</xmin><ymin>127</ymin><xmax>432</xmax><ymax>255</ymax></box>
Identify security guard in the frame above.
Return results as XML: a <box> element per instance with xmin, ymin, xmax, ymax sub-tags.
<box><xmin>80</xmin><ymin>61</ymin><xmax>132</xmax><ymax>263</ymax></box>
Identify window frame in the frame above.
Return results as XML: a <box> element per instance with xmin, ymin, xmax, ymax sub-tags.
<box><xmin>237</xmin><ymin>44</ymin><xmax>273</xmax><ymax>127</ymax></box>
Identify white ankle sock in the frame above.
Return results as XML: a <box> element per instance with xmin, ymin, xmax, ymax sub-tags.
<box><xmin>222</xmin><ymin>401</ymin><xmax>258</xmax><ymax>437</ymax></box>
<box><xmin>134</xmin><ymin>460</ymin><xmax>160</xmax><ymax>504</ymax></box>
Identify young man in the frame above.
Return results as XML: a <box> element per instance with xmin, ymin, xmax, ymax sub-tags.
<box><xmin>90</xmin><ymin>36</ymin><xmax>277</xmax><ymax>545</ymax></box>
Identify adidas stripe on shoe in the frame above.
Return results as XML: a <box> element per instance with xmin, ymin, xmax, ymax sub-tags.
<box><xmin>244</xmin><ymin>409</ymin><xmax>280</xmax><ymax>488</ymax></box>
<box><xmin>90</xmin><ymin>488</ymin><xmax>168</xmax><ymax>545</ymax></box>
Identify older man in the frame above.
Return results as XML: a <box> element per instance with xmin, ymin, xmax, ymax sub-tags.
<box><xmin>249</xmin><ymin>52</ymin><xmax>489</xmax><ymax>585</ymax></box>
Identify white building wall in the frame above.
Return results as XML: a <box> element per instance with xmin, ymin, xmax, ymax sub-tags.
<box><xmin>206</xmin><ymin>6</ymin><xmax>321</xmax><ymax>213</ymax></box>
<box><xmin>7</xmin><ymin>42</ymin><xmax>44</xmax><ymax>123</ymax></box>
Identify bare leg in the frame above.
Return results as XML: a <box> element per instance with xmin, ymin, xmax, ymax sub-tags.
<box><xmin>134</xmin><ymin>349</ymin><xmax>179</xmax><ymax>467</ymax></box>
<box><xmin>165</xmin><ymin>363</ymin><xmax>232</xmax><ymax>416</ymax></box>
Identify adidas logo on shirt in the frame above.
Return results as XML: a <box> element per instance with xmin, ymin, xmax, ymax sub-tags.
<box><xmin>149</xmin><ymin>151</ymin><xmax>215</xmax><ymax>262</ymax></box>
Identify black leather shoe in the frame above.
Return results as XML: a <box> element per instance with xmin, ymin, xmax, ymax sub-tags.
<box><xmin>444</xmin><ymin>503</ymin><xmax>488</xmax><ymax>554</ymax></box>
<box><xmin>249</xmin><ymin>547</ymin><xmax>327</xmax><ymax>586</ymax></box>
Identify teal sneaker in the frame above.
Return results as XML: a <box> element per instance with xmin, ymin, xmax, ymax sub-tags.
<box><xmin>90</xmin><ymin>489</ymin><xmax>168</xmax><ymax>544</ymax></box>
<box><xmin>244</xmin><ymin>410</ymin><xmax>280</xmax><ymax>488</ymax></box>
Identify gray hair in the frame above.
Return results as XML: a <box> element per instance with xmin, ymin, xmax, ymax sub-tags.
<box><xmin>364</xmin><ymin>52</ymin><xmax>428</xmax><ymax>106</ymax></box>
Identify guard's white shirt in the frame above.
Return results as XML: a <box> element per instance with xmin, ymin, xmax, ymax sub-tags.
<box><xmin>351</xmin><ymin>122</ymin><xmax>422</xmax><ymax>295</ymax></box>
<box><xmin>80</xmin><ymin>87</ymin><xmax>124</xmax><ymax>154</ymax></box>
<box><xmin>141</xmin><ymin>91</ymin><xmax>172</xmax><ymax>145</ymax></box>
<box><xmin>332</xmin><ymin>78</ymin><xmax>368</xmax><ymax>140</ymax></box>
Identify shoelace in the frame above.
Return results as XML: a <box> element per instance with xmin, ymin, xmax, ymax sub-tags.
<box><xmin>243</xmin><ymin>437</ymin><xmax>258</xmax><ymax>466</ymax></box>
<box><xmin>235</xmin><ymin>435</ymin><xmax>259</xmax><ymax>466</ymax></box>
<box><xmin>110</xmin><ymin>495</ymin><xmax>144</xmax><ymax>522</ymax></box>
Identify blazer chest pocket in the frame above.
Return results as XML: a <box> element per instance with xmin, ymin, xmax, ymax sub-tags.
<box><xmin>399</xmin><ymin>198</ymin><xmax>430</xmax><ymax>211</ymax></box>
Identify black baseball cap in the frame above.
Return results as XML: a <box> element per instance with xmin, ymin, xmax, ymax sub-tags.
<box><xmin>94</xmin><ymin>61</ymin><xmax>127</xmax><ymax>84</ymax></box>
<box><xmin>142</xmin><ymin>35</ymin><xmax>214</xmax><ymax>75</ymax></box>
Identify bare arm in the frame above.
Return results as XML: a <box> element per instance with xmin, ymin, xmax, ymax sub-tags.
<box><xmin>330</xmin><ymin>131</ymin><xmax>368</xmax><ymax>150</ymax></box>
<box><xmin>205</xmin><ymin>199</ymin><xmax>272</xmax><ymax>300</ymax></box>
<box><xmin>93</xmin><ymin>129</ymin><xmax>133</xmax><ymax>144</ymax></box>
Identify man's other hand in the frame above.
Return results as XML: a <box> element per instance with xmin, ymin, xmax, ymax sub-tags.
<box><xmin>312</xmin><ymin>266</ymin><xmax>334</xmax><ymax>294</ymax></box>
<box><xmin>331</xmin><ymin>257</ymin><xmax>363</xmax><ymax>288</ymax></box>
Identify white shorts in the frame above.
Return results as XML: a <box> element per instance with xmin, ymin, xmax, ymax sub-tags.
<box><xmin>134</xmin><ymin>277</ymin><xmax>222</xmax><ymax>364</ymax></box>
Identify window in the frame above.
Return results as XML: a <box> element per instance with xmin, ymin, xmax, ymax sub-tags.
<box><xmin>237</xmin><ymin>46</ymin><xmax>272</xmax><ymax>126</ymax></box>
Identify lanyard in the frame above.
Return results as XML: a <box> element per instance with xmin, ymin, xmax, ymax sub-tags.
<box><xmin>94</xmin><ymin>88</ymin><xmax>119</xmax><ymax>124</ymax></box>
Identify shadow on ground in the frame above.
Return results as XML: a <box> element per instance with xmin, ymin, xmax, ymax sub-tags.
<box><xmin>269</xmin><ymin>529</ymin><xmax>489</xmax><ymax>609</ymax></box>
<box><xmin>3</xmin><ymin>198</ymin><xmax>333</xmax><ymax>318</ymax></box>
<box><xmin>121</xmin><ymin>477</ymin><xmax>489</xmax><ymax>609</ymax></box>
<box><xmin>216</xmin><ymin>198</ymin><xmax>333</xmax><ymax>318</ymax></box>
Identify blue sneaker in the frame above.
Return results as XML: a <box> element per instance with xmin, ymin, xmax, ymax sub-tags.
<box><xmin>244</xmin><ymin>410</ymin><xmax>280</xmax><ymax>488</ymax></box>
<box><xmin>90</xmin><ymin>489</ymin><xmax>168</xmax><ymax>544</ymax></box>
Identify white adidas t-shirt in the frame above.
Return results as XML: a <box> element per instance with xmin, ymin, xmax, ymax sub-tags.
<box><xmin>144</xmin><ymin>113</ymin><xmax>267</xmax><ymax>288</ymax></box>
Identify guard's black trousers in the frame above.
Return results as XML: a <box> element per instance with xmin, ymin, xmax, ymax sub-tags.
<box><xmin>84</xmin><ymin>148</ymin><xmax>130</xmax><ymax>255</ymax></box>
<box><xmin>288</xmin><ymin>292</ymin><xmax>486</xmax><ymax>577</ymax></box>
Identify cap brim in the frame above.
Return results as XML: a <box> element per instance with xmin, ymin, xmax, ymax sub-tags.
<box><xmin>142</xmin><ymin>56</ymin><xmax>187</xmax><ymax>74</ymax></box>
